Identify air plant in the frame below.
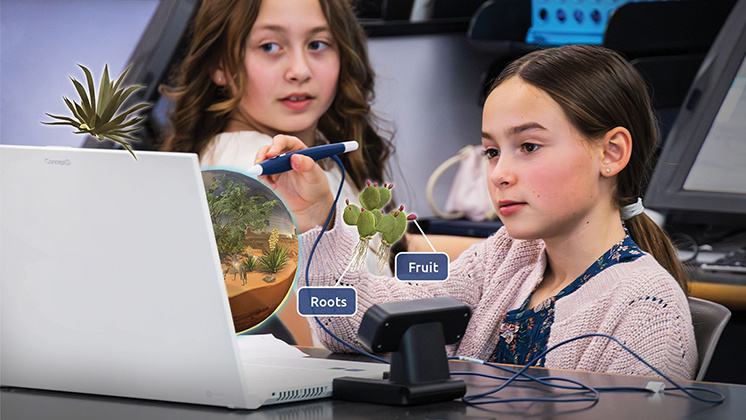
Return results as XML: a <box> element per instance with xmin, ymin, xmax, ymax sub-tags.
<box><xmin>42</xmin><ymin>64</ymin><xmax>149</xmax><ymax>160</ymax></box>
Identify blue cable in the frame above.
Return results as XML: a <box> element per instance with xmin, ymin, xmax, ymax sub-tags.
<box><xmin>299</xmin><ymin>158</ymin><xmax>724</xmax><ymax>405</ymax></box>
<box><xmin>451</xmin><ymin>363</ymin><xmax>600</xmax><ymax>405</ymax></box>
<box><xmin>450</xmin><ymin>333</ymin><xmax>725</xmax><ymax>405</ymax></box>
<box><xmin>303</xmin><ymin>155</ymin><xmax>388</xmax><ymax>364</ymax></box>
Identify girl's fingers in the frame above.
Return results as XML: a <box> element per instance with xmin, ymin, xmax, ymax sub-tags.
<box><xmin>255</xmin><ymin>144</ymin><xmax>271</xmax><ymax>164</ymax></box>
<box><xmin>261</xmin><ymin>153</ymin><xmax>324</xmax><ymax>190</ymax></box>
<box><xmin>292</xmin><ymin>155</ymin><xmax>332</xmax><ymax>194</ymax></box>
<box><xmin>255</xmin><ymin>134</ymin><xmax>307</xmax><ymax>164</ymax></box>
<box><xmin>290</xmin><ymin>153</ymin><xmax>317</xmax><ymax>174</ymax></box>
<box><xmin>268</xmin><ymin>135</ymin><xmax>306</xmax><ymax>157</ymax></box>
<box><xmin>257</xmin><ymin>174</ymin><xmax>275</xmax><ymax>189</ymax></box>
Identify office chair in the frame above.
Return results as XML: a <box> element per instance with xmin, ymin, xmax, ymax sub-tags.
<box><xmin>688</xmin><ymin>296</ymin><xmax>731</xmax><ymax>381</ymax></box>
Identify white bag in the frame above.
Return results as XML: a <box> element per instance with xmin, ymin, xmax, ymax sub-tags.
<box><xmin>426</xmin><ymin>145</ymin><xmax>496</xmax><ymax>222</ymax></box>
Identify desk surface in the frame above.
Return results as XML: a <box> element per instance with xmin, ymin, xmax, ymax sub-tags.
<box><xmin>2</xmin><ymin>349</ymin><xmax>745</xmax><ymax>420</ymax></box>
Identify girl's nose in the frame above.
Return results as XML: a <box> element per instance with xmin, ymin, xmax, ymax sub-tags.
<box><xmin>286</xmin><ymin>49</ymin><xmax>312</xmax><ymax>82</ymax></box>
<box><xmin>488</xmin><ymin>156</ymin><xmax>516</xmax><ymax>188</ymax></box>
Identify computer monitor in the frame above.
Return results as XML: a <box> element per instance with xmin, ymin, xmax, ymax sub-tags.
<box><xmin>645</xmin><ymin>0</ymin><xmax>746</xmax><ymax>234</ymax></box>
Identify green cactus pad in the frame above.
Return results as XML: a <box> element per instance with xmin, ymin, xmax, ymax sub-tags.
<box><xmin>359</xmin><ymin>185</ymin><xmax>381</xmax><ymax>210</ymax></box>
<box><xmin>381</xmin><ymin>230</ymin><xmax>398</xmax><ymax>245</ymax></box>
<box><xmin>373</xmin><ymin>209</ymin><xmax>384</xmax><ymax>225</ymax></box>
<box><xmin>391</xmin><ymin>212</ymin><xmax>408</xmax><ymax>240</ymax></box>
<box><xmin>343</xmin><ymin>204</ymin><xmax>361</xmax><ymax>225</ymax></box>
<box><xmin>376</xmin><ymin>213</ymin><xmax>396</xmax><ymax>236</ymax></box>
<box><xmin>356</xmin><ymin>210</ymin><xmax>377</xmax><ymax>237</ymax></box>
<box><xmin>376</xmin><ymin>186</ymin><xmax>392</xmax><ymax>208</ymax></box>
<box><xmin>380</xmin><ymin>211</ymin><xmax>408</xmax><ymax>244</ymax></box>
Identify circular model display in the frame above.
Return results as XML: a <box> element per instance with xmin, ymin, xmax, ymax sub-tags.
<box><xmin>202</xmin><ymin>169</ymin><xmax>298</xmax><ymax>334</ymax></box>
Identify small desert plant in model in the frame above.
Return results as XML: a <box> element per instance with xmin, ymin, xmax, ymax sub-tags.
<box><xmin>242</xmin><ymin>255</ymin><xmax>257</xmax><ymax>273</ymax></box>
<box><xmin>343</xmin><ymin>181</ymin><xmax>416</xmax><ymax>273</ymax></box>
<box><xmin>258</xmin><ymin>245</ymin><xmax>290</xmax><ymax>274</ymax></box>
<box><xmin>268</xmin><ymin>228</ymin><xmax>280</xmax><ymax>251</ymax></box>
<box><xmin>42</xmin><ymin>64</ymin><xmax>150</xmax><ymax>160</ymax></box>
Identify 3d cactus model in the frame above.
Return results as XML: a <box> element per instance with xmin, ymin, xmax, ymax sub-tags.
<box><xmin>343</xmin><ymin>181</ymin><xmax>416</xmax><ymax>273</ymax></box>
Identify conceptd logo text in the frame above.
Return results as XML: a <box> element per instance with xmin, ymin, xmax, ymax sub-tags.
<box><xmin>44</xmin><ymin>158</ymin><xmax>71</xmax><ymax>166</ymax></box>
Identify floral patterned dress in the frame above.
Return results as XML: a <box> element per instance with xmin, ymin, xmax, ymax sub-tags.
<box><xmin>490</xmin><ymin>234</ymin><xmax>643</xmax><ymax>366</ymax></box>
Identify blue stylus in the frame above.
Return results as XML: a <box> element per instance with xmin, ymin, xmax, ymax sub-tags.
<box><xmin>245</xmin><ymin>140</ymin><xmax>359</xmax><ymax>176</ymax></box>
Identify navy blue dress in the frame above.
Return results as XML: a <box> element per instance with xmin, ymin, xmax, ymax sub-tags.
<box><xmin>490</xmin><ymin>234</ymin><xmax>643</xmax><ymax>366</ymax></box>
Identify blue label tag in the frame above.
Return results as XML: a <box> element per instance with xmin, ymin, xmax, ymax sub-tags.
<box><xmin>395</xmin><ymin>252</ymin><xmax>449</xmax><ymax>281</ymax></box>
<box><xmin>297</xmin><ymin>287</ymin><xmax>357</xmax><ymax>316</ymax></box>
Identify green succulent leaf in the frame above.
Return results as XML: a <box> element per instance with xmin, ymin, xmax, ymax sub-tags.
<box><xmin>356</xmin><ymin>210</ymin><xmax>378</xmax><ymax>238</ymax></box>
<box><xmin>97</xmin><ymin>65</ymin><xmax>111</xmax><ymax>110</ymax></box>
<box><xmin>70</xmin><ymin>78</ymin><xmax>92</xmax><ymax>120</ymax></box>
<box><xmin>80</xmin><ymin>64</ymin><xmax>97</xmax><ymax>115</ymax></box>
<box><xmin>112</xmin><ymin>66</ymin><xmax>128</xmax><ymax>91</ymax></box>
<box><xmin>61</xmin><ymin>97</ymin><xmax>85</xmax><ymax>125</ymax></box>
<box><xmin>43</xmin><ymin>113</ymin><xmax>79</xmax><ymax>126</ymax></box>
<box><xmin>343</xmin><ymin>203</ymin><xmax>361</xmax><ymax>225</ymax></box>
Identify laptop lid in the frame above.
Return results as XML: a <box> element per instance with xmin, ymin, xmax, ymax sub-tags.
<box><xmin>0</xmin><ymin>145</ymin><xmax>254</xmax><ymax>408</ymax></box>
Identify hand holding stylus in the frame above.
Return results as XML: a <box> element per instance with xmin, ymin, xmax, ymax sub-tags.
<box><xmin>247</xmin><ymin>140</ymin><xmax>358</xmax><ymax>176</ymax></box>
<box><xmin>255</xmin><ymin>135</ymin><xmax>343</xmax><ymax>232</ymax></box>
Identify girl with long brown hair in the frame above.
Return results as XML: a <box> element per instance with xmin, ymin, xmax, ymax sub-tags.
<box><xmin>160</xmin><ymin>0</ymin><xmax>393</xmax><ymax>192</ymax></box>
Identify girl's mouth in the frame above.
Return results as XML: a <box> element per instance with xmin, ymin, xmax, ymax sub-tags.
<box><xmin>280</xmin><ymin>95</ymin><xmax>314</xmax><ymax>110</ymax></box>
<box><xmin>498</xmin><ymin>201</ymin><xmax>525</xmax><ymax>217</ymax></box>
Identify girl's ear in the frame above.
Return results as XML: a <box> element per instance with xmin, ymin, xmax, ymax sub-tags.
<box><xmin>212</xmin><ymin>67</ymin><xmax>227</xmax><ymax>86</ymax></box>
<box><xmin>601</xmin><ymin>127</ymin><xmax>632</xmax><ymax>177</ymax></box>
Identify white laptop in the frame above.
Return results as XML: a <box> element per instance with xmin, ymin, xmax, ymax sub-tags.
<box><xmin>0</xmin><ymin>145</ymin><xmax>387</xmax><ymax>409</ymax></box>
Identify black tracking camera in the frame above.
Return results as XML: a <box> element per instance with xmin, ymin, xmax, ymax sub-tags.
<box><xmin>333</xmin><ymin>296</ymin><xmax>471</xmax><ymax>406</ymax></box>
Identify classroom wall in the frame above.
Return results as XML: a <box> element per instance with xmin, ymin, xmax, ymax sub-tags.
<box><xmin>367</xmin><ymin>33</ymin><xmax>494</xmax><ymax>219</ymax></box>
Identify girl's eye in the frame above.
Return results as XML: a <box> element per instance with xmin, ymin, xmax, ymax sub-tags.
<box><xmin>522</xmin><ymin>143</ymin><xmax>541</xmax><ymax>153</ymax></box>
<box><xmin>260</xmin><ymin>43</ymin><xmax>280</xmax><ymax>53</ymax></box>
<box><xmin>482</xmin><ymin>148</ymin><xmax>500</xmax><ymax>160</ymax></box>
<box><xmin>309</xmin><ymin>40</ymin><xmax>330</xmax><ymax>51</ymax></box>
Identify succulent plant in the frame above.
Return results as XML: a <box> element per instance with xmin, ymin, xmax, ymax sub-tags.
<box><xmin>42</xmin><ymin>64</ymin><xmax>150</xmax><ymax>160</ymax></box>
<box><xmin>342</xmin><ymin>181</ymin><xmax>416</xmax><ymax>273</ymax></box>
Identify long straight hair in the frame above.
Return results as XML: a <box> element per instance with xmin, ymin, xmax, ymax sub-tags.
<box><xmin>159</xmin><ymin>0</ymin><xmax>393</xmax><ymax>190</ymax></box>
<box><xmin>489</xmin><ymin>44</ymin><xmax>689</xmax><ymax>293</ymax></box>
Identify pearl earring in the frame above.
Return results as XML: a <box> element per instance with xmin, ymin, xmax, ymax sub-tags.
<box><xmin>606</xmin><ymin>168</ymin><xmax>611</xmax><ymax>174</ymax></box>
